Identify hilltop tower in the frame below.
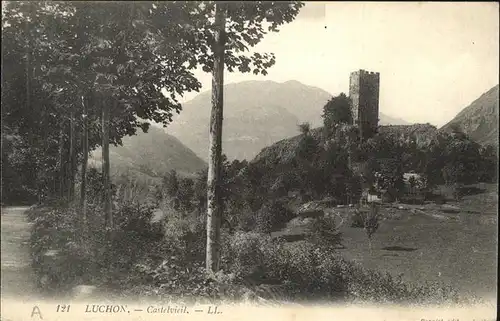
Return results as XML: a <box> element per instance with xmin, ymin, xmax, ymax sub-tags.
<box><xmin>349</xmin><ymin>69</ymin><xmax>380</xmax><ymax>140</ymax></box>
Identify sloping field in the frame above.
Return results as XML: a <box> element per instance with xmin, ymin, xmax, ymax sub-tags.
<box><xmin>273</xmin><ymin>183</ymin><xmax>498</xmax><ymax>299</ymax></box>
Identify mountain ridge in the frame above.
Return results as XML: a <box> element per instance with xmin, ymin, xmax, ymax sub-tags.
<box><xmin>440</xmin><ymin>84</ymin><xmax>499</xmax><ymax>146</ymax></box>
<box><xmin>90</xmin><ymin>126</ymin><xmax>207</xmax><ymax>180</ymax></box>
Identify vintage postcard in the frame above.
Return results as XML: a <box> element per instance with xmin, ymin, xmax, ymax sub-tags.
<box><xmin>1</xmin><ymin>1</ymin><xmax>498</xmax><ymax>320</ymax></box>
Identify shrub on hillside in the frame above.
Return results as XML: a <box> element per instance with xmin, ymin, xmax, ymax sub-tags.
<box><xmin>234</xmin><ymin>205</ymin><xmax>258</xmax><ymax>232</ymax></box>
<box><xmin>223</xmin><ymin>235</ymin><xmax>346</xmax><ymax>301</ymax></box>
<box><xmin>255</xmin><ymin>200</ymin><xmax>294</xmax><ymax>233</ymax></box>
<box><xmin>278</xmin><ymin>242</ymin><xmax>334</xmax><ymax>299</ymax></box>
<box><xmin>106</xmin><ymin>202</ymin><xmax>164</xmax><ymax>275</ymax></box>
<box><xmin>223</xmin><ymin>231</ymin><xmax>271</xmax><ymax>280</ymax></box>
<box><xmin>161</xmin><ymin>205</ymin><xmax>206</xmax><ymax>262</ymax></box>
<box><xmin>306</xmin><ymin>215</ymin><xmax>343</xmax><ymax>250</ymax></box>
<box><xmin>322</xmin><ymin>93</ymin><xmax>353</xmax><ymax>135</ymax></box>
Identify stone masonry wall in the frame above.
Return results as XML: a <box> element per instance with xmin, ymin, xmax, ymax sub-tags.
<box><xmin>349</xmin><ymin>69</ymin><xmax>380</xmax><ymax>139</ymax></box>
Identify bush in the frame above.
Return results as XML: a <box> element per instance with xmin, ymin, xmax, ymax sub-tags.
<box><xmin>162</xmin><ymin>209</ymin><xmax>206</xmax><ymax>262</ymax></box>
<box><xmin>29</xmin><ymin>198</ymin><xmax>168</xmax><ymax>292</ymax></box>
<box><xmin>222</xmin><ymin>235</ymin><xmax>347</xmax><ymax>301</ymax></box>
<box><xmin>223</xmin><ymin>231</ymin><xmax>270</xmax><ymax>280</ymax></box>
<box><xmin>283</xmin><ymin>244</ymin><xmax>351</xmax><ymax>301</ymax></box>
<box><xmin>306</xmin><ymin>215</ymin><xmax>343</xmax><ymax>250</ymax></box>
<box><xmin>235</xmin><ymin>206</ymin><xmax>258</xmax><ymax>232</ymax></box>
<box><xmin>350</xmin><ymin>208</ymin><xmax>366</xmax><ymax>228</ymax></box>
<box><xmin>341</xmin><ymin>259</ymin><xmax>459</xmax><ymax>304</ymax></box>
<box><xmin>128</xmin><ymin>259</ymin><xmax>250</xmax><ymax>303</ymax></box>
<box><xmin>105</xmin><ymin>202</ymin><xmax>164</xmax><ymax>278</ymax></box>
<box><xmin>29</xmin><ymin>203</ymin><xmax>92</xmax><ymax>292</ymax></box>
<box><xmin>223</xmin><ymin>199</ymin><xmax>257</xmax><ymax>232</ymax></box>
<box><xmin>278</xmin><ymin>242</ymin><xmax>326</xmax><ymax>298</ymax></box>
<box><xmin>255</xmin><ymin>200</ymin><xmax>294</xmax><ymax>233</ymax></box>
<box><xmin>273</xmin><ymin>243</ymin><xmax>459</xmax><ymax>304</ymax></box>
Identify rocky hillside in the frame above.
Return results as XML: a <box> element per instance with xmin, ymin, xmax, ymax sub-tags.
<box><xmin>252</xmin><ymin>127</ymin><xmax>324</xmax><ymax>167</ymax></box>
<box><xmin>167</xmin><ymin>80</ymin><xmax>410</xmax><ymax>161</ymax></box>
<box><xmin>441</xmin><ymin>85</ymin><xmax>499</xmax><ymax>146</ymax></box>
<box><xmin>378</xmin><ymin>123</ymin><xmax>439</xmax><ymax>147</ymax></box>
<box><xmin>252</xmin><ymin>124</ymin><xmax>438</xmax><ymax>167</ymax></box>
<box><xmin>90</xmin><ymin>125</ymin><xmax>207</xmax><ymax>179</ymax></box>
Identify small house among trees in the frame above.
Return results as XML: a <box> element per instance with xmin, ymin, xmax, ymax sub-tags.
<box><xmin>367</xmin><ymin>191</ymin><xmax>382</xmax><ymax>203</ymax></box>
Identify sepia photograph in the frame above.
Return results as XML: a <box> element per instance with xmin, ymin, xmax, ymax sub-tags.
<box><xmin>1</xmin><ymin>1</ymin><xmax>498</xmax><ymax>320</ymax></box>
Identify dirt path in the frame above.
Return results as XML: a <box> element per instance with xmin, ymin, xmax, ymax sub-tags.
<box><xmin>1</xmin><ymin>206</ymin><xmax>39</xmax><ymax>299</ymax></box>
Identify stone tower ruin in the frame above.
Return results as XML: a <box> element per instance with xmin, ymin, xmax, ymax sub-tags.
<box><xmin>349</xmin><ymin>69</ymin><xmax>380</xmax><ymax>140</ymax></box>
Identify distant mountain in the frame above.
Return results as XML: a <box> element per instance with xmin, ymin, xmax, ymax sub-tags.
<box><xmin>167</xmin><ymin>80</ymin><xmax>410</xmax><ymax>161</ymax></box>
<box><xmin>90</xmin><ymin>126</ymin><xmax>206</xmax><ymax>180</ymax></box>
<box><xmin>441</xmin><ymin>85</ymin><xmax>499</xmax><ymax>146</ymax></box>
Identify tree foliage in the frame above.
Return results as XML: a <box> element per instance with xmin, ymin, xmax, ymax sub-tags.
<box><xmin>1</xmin><ymin>1</ymin><xmax>208</xmax><ymax>204</ymax></box>
<box><xmin>322</xmin><ymin>93</ymin><xmax>353</xmax><ymax>136</ymax></box>
<box><xmin>175</xmin><ymin>1</ymin><xmax>303</xmax><ymax>75</ymax></box>
<box><xmin>424</xmin><ymin>131</ymin><xmax>483</xmax><ymax>194</ymax></box>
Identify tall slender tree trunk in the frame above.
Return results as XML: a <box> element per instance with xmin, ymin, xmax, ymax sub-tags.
<box><xmin>206</xmin><ymin>3</ymin><xmax>226</xmax><ymax>275</ymax></box>
<box><xmin>68</xmin><ymin>108</ymin><xmax>76</xmax><ymax>201</ymax></box>
<box><xmin>25</xmin><ymin>26</ymin><xmax>37</xmax><ymax>200</ymax></box>
<box><xmin>347</xmin><ymin>133</ymin><xmax>353</xmax><ymax>204</ymax></box>
<box><xmin>58</xmin><ymin>124</ymin><xmax>66</xmax><ymax>198</ymax></box>
<box><xmin>80</xmin><ymin>95</ymin><xmax>89</xmax><ymax>233</ymax></box>
<box><xmin>102</xmin><ymin>97</ymin><xmax>112</xmax><ymax>232</ymax></box>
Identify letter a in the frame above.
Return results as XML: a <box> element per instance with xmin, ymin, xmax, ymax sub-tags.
<box><xmin>31</xmin><ymin>306</ymin><xmax>43</xmax><ymax>319</ymax></box>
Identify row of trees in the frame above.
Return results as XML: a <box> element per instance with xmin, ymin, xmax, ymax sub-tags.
<box><xmin>3</xmin><ymin>1</ymin><xmax>205</xmax><ymax>228</ymax></box>
<box><xmin>2</xmin><ymin>1</ymin><xmax>304</xmax><ymax>274</ymax></box>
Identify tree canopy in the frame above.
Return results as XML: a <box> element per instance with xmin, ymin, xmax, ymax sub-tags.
<box><xmin>322</xmin><ymin>93</ymin><xmax>353</xmax><ymax>135</ymax></box>
<box><xmin>2</xmin><ymin>1</ymin><xmax>305</xmax><ymax>205</ymax></box>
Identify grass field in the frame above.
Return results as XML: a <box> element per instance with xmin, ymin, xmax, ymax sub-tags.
<box><xmin>274</xmin><ymin>183</ymin><xmax>498</xmax><ymax>299</ymax></box>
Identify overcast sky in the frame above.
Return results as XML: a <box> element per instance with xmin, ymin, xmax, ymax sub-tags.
<box><xmin>180</xmin><ymin>2</ymin><xmax>499</xmax><ymax>127</ymax></box>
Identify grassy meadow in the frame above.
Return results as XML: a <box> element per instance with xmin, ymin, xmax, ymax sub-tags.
<box><xmin>273</xmin><ymin>183</ymin><xmax>498</xmax><ymax>299</ymax></box>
